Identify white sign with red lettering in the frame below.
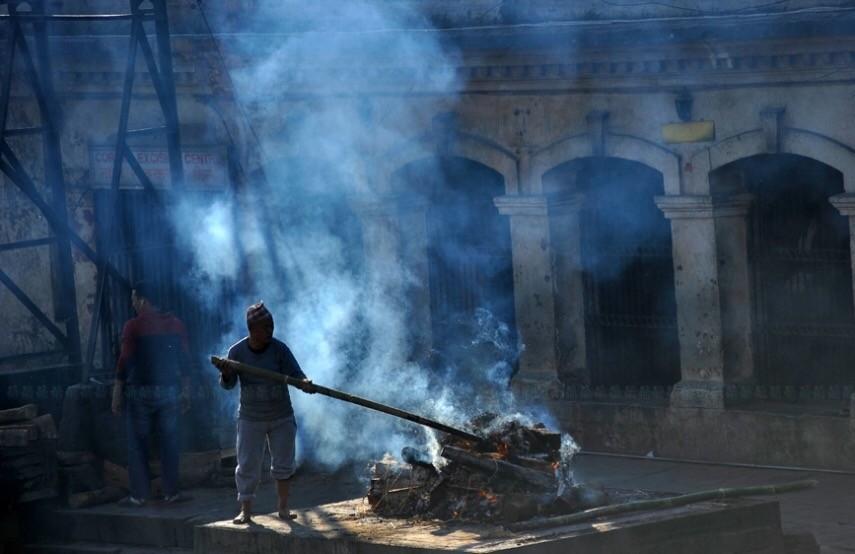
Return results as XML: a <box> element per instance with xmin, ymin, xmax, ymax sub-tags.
<box><xmin>89</xmin><ymin>146</ymin><xmax>229</xmax><ymax>189</ymax></box>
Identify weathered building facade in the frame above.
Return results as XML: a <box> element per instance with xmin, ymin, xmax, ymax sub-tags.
<box><xmin>3</xmin><ymin>0</ymin><xmax>855</xmax><ymax>468</ymax></box>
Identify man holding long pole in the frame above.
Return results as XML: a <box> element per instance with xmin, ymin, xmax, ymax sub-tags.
<box><xmin>214</xmin><ymin>302</ymin><xmax>315</xmax><ymax>524</ymax></box>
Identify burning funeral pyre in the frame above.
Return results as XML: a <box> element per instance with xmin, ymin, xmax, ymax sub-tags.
<box><xmin>367</xmin><ymin>413</ymin><xmax>607</xmax><ymax>523</ymax></box>
<box><xmin>211</xmin><ymin>357</ymin><xmax>608</xmax><ymax>525</ymax></box>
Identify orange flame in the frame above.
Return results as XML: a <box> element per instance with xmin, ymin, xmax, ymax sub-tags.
<box><xmin>497</xmin><ymin>442</ymin><xmax>510</xmax><ymax>459</ymax></box>
<box><xmin>479</xmin><ymin>489</ymin><xmax>499</xmax><ymax>505</ymax></box>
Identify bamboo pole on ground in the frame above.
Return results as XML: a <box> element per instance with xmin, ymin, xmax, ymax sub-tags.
<box><xmin>509</xmin><ymin>479</ymin><xmax>818</xmax><ymax>532</ymax></box>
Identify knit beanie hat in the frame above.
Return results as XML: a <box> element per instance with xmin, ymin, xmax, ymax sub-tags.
<box><xmin>246</xmin><ymin>301</ymin><xmax>274</xmax><ymax>328</ymax></box>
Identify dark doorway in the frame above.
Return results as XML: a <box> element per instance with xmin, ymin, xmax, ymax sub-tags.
<box><xmin>740</xmin><ymin>154</ymin><xmax>855</xmax><ymax>386</ymax></box>
<box><xmin>93</xmin><ymin>189</ymin><xmax>236</xmax><ymax>374</ymax></box>
<box><xmin>545</xmin><ymin>158</ymin><xmax>680</xmax><ymax>387</ymax></box>
<box><xmin>393</xmin><ymin>157</ymin><xmax>516</xmax><ymax>367</ymax></box>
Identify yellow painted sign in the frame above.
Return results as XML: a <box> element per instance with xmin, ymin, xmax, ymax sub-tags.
<box><xmin>662</xmin><ymin>121</ymin><xmax>715</xmax><ymax>143</ymax></box>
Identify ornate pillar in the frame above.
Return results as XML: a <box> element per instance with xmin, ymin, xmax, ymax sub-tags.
<box><xmin>493</xmin><ymin>195</ymin><xmax>561</xmax><ymax>392</ymax></box>
<box><xmin>829</xmin><ymin>193</ymin><xmax>855</xmax><ymax>417</ymax></box>
<box><xmin>655</xmin><ymin>195</ymin><xmax>727</xmax><ymax>408</ymax></box>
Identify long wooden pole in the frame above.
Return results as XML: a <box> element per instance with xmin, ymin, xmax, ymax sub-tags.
<box><xmin>508</xmin><ymin>479</ymin><xmax>818</xmax><ymax>532</ymax></box>
<box><xmin>210</xmin><ymin>356</ymin><xmax>486</xmax><ymax>444</ymax></box>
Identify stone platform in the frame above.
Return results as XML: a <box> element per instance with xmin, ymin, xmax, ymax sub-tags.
<box><xmin>195</xmin><ymin>497</ymin><xmax>790</xmax><ymax>554</ymax></box>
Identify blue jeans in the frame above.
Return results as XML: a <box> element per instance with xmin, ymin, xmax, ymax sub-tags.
<box><xmin>125</xmin><ymin>388</ymin><xmax>180</xmax><ymax>500</ymax></box>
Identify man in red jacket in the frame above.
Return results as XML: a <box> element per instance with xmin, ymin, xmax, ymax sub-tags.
<box><xmin>111</xmin><ymin>281</ymin><xmax>191</xmax><ymax>506</ymax></box>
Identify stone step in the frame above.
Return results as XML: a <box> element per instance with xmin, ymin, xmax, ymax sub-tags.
<box><xmin>25</xmin><ymin>542</ymin><xmax>192</xmax><ymax>554</ymax></box>
<box><xmin>43</xmin><ymin>508</ymin><xmax>210</xmax><ymax>549</ymax></box>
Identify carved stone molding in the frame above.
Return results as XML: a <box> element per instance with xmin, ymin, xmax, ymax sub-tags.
<box><xmin>830</xmin><ymin>193</ymin><xmax>855</xmax><ymax>217</ymax></box>
<box><xmin>656</xmin><ymin>194</ymin><xmax>753</xmax><ymax>220</ymax></box>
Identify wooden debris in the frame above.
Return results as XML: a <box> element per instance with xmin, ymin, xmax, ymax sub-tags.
<box><xmin>0</xmin><ymin>405</ymin><xmax>57</xmax><ymax>503</ymax></box>
<box><xmin>0</xmin><ymin>426</ymin><xmax>38</xmax><ymax>447</ymax></box>
<box><xmin>441</xmin><ymin>446</ymin><xmax>556</xmax><ymax>490</ymax></box>
<box><xmin>0</xmin><ymin>404</ymin><xmax>38</xmax><ymax>424</ymax></box>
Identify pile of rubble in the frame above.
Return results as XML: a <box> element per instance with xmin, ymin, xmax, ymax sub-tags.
<box><xmin>368</xmin><ymin>413</ymin><xmax>607</xmax><ymax>523</ymax></box>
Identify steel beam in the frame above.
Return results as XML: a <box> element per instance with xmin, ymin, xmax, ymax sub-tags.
<box><xmin>0</xmin><ymin>267</ymin><xmax>69</xmax><ymax>347</ymax></box>
<box><xmin>0</xmin><ymin>143</ymin><xmax>130</xmax><ymax>289</ymax></box>
<box><xmin>0</xmin><ymin>13</ymin><xmax>153</xmax><ymax>21</ymax></box>
<box><xmin>151</xmin><ymin>0</ymin><xmax>183</xmax><ymax>189</ymax></box>
<box><xmin>32</xmin><ymin>0</ymin><xmax>82</xmax><ymax>365</ymax></box>
<box><xmin>0</xmin><ymin>22</ymin><xmax>17</xmax><ymax>138</ymax></box>
<box><xmin>0</xmin><ymin>0</ymin><xmax>186</xmax><ymax>380</ymax></box>
<box><xmin>0</xmin><ymin>237</ymin><xmax>54</xmax><ymax>252</ymax></box>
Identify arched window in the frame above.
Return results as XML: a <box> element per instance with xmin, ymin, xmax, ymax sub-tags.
<box><xmin>544</xmin><ymin>158</ymin><xmax>680</xmax><ymax>387</ymax></box>
<box><xmin>715</xmin><ymin>154</ymin><xmax>854</xmax><ymax>386</ymax></box>
<box><xmin>392</xmin><ymin>157</ymin><xmax>516</xmax><ymax>371</ymax></box>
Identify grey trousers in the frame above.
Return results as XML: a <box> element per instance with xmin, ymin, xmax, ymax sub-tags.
<box><xmin>235</xmin><ymin>415</ymin><xmax>297</xmax><ymax>501</ymax></box>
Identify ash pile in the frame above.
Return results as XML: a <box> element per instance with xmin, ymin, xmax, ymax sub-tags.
<box><xmin>368</xmin><ymin>413</ymin><xmax>605</xmax><ymax>523</ymax></box>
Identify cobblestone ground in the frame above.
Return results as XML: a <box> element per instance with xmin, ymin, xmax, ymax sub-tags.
<box><xmin>572</xmin><ymin>454</ymin><xmax>855</xmax><ymax>553</ymax></box>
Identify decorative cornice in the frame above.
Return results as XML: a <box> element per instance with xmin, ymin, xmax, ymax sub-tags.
<box><xmin>31</xmin><ymin>34</ymin><xmax>855</xmax><ymax>94</ymax></box>
<box><xmin>494</xmin><ymin>194</ymin><xmax>584</xmax><ymax>216</ymax></box>
<box><xmin>461</xmin><ymin>49</ymin><xmax>855</xmax><ymax>83</ymax></box>
<box><xmin>655</xmin><ymin>194</ymin><xmax>753</xmax><ymax>219</ymax></box>
<box><xmin>830</xmin><ymin>193</ymin><xmax>855</xmax><ymax>217</ymax></box>
<box><xmin>494</xmin><ymin>195</ymin><xmax>549</xmax><ymax>216</ymax></box>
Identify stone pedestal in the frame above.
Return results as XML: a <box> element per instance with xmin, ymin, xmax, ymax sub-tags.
<box><xmin>494</xmin><ymin>195</ymin><xmax>560</xmax><ymax>386</ymax></box>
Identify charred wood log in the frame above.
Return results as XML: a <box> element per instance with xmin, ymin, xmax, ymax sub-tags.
<box><xmin>401</xmin><ymin>447</ymin><xmax>434</xmax><ymax>469</ymax></box>
<box><xmin>440</xmin><ymin>445</ymin><xmax>556</xmax><ymax>491</ymax></box>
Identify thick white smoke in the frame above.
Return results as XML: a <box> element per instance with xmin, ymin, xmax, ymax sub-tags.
<box><xmin>171</xmin><ymin>0</ymin><xmax>557</xmax><ymax>470</ymax></box>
